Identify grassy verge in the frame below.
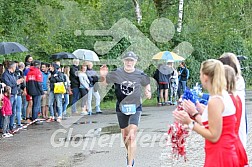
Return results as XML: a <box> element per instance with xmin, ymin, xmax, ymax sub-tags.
<box><xmin>100</xmin><ymin>98</ymin><xmax>157</xmax><ymax>110</ymax></box>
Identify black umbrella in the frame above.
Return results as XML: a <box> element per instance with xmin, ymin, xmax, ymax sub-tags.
<box><xmin>237</xmin><ymin>55</ymin><xmax>248</xmax><ymax>61</ymax></box>
<box><xmin>0</xmin><ymin>42</ymin><xmax>28</xmax><ymax>55</ymax></box>
<box><xmin>51</xmin><ymin>52</ymin><xmax>77</xmax><ymax>60</ymax></box>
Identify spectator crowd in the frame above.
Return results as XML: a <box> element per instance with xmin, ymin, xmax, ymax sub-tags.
<box><xmin>0</xmin><ymin>55</ymin><xmax>102</xmax><ymax>138</ymax></box>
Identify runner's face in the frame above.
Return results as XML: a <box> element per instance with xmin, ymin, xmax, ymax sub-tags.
<box><xmin>123</xmin><ymin>59</ymin><xmax>136</xmax><ymax>71</ymax></box>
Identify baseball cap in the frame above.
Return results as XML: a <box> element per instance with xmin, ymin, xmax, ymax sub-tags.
<box><xmin>33</xmin><ymin>60</ymin><xmax>41</xmax><ymax>66</ymax></box>
<box><xmin>122</xmin><ymin>51</ymin><xmax>138</xmax><ymax>61</ymax></box>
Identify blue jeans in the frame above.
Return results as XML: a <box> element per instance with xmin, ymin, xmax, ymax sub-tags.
<box><xmin>49</xmin><ymin>92</ymin><xmax>63</xmax><ymax>118</ymax></box>
<box><xmin>2</xmin><ymin>116</ymin><xmax>10</xmax><ymax>134</ymax></box>
<box><xmin>21</xmin><ymin>95</ymin><xmax>27</xmax><ymax>119</ymax></box>
<box><xmin>16</xmin><ymin>95</ymin><xmax>22</xmax><ymax>125</ymax></box>
<box><xmin>32</xmin><ymin>95</ymin><xmax>42</xmax><ymax>120</ymax></box>
<box><xmin>71</xmin><ymin>88</ymin><xmax>79</xmax><ymax>113</ymax></box>
<box><xmin>87</xmin><ymin>87</ymin><xmax>101</xmax><ymax>112</ymax></box>
<box><xmin>9</xmin><ymin>95</ymin><xmax>17</xmax><ymax>130</ymax></box>
<box><xmin>178</xmin><ymin>81</ymin><xmax>187</xmax><ymax>98</ymax></box>
<box><xmin>62</xmin><ymin>93</ymin><xmax>69</xmax><ymax>115</ymax></box>
<box><xmin>181</xmin><ymin>81</ymin><xmax>187</xmax><ymax>92</ymax></box>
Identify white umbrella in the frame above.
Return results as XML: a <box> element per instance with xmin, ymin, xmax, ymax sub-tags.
<box><xmin>72</xmin><ymin>49</ymin><xmax>100</xmax><ymax>61</ymax></box>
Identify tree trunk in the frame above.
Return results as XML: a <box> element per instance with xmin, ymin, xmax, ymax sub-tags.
<box><xmin>177</xmin><ymin>0</ymin><xmax>184</xmax><ymax>33</ymax></box>
<box><xmin>132</xmin><ymin>0</ymin><xmax>142</xmax><ymax>24</ymax></box>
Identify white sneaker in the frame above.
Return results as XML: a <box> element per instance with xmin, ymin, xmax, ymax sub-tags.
<box><xmin>7</xmin><ymin>133</ymin><xmax>13</xmax><ymax>137</ymax></box>
<box><xmin>80</xmin><ymin>111</ymin><xmax>88</xmax><ymax>116</ymax></box>
<box><xmin>2</xmin><ymin>133</ymin><xmax>12</xmax><ymax>138</ymax></box>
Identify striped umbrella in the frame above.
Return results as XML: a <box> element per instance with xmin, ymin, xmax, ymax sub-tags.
<box><xmin>152</xmin><ymin>51</ymin><xmax>185</xmax><ymax>62</ymax></box>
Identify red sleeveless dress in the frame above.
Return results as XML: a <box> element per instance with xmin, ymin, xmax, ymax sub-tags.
<box><xmin>230</xmin><ymin>94</ymin><xmax>248</xmax><ymax>167</ymax></box>
<box><xmin>202</xmin><ymin>92</ymin><xmax>239</xmax><ymax>167</ymax></box>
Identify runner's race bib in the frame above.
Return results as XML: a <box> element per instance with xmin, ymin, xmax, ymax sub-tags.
<box><xmin>121</xmin><ymin>104</ymin><xmax>137</xmax><ymax>115</ymax></box>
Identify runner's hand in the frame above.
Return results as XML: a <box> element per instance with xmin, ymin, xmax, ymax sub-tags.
<box><xmin>144</xmin><ymin>89</ymin><xmax>151</xmax><ymax>99</ymax></box>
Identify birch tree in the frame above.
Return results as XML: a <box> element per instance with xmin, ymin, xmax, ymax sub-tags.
<box><xmin>177</xmin><ymin>0</ymin><xmax>184</xmax><ymax>33</ymax></box>
<box><xmin>132</xmin><ymin>0</ymin><xmax>142</xmax><ymax>24</ymax></box>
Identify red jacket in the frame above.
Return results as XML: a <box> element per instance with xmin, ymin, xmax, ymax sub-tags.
<box><xmin>26</xmin><ymin>66</ymin><xmax>44</xmax><ymax>96</ymax></box>
<box><xmin>1</xmin><ymin>95</ymin><xmax>12</xmax><ymax>116</ymax></box>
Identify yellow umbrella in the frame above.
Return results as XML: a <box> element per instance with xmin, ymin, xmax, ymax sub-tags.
<box><xmin>152</xmin><ymin>51</ymin><xmax>185</xmax><ymax>62</ymax></box>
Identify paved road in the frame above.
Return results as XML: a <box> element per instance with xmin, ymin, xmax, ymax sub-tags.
<box><xmin>0</xmin><ymin>92</ymin><xmax>251</xmax><ymax>167</ymax></box>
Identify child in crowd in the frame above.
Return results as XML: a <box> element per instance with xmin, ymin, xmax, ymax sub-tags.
<box><xmin>168</xmin><ymin>61</ymin><xmax>178</xmax><ymax>105</ymax></box>
<box><xmin>1</xmin><ymin>86</ymin><xmax>13</xmax><ymax>138</ymax></box>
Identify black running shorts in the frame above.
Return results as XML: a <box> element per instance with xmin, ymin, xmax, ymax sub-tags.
<box><xmin>116</xmin><ymin>111</ymin><xmax>142</xmax><ymax>129</ymax></box>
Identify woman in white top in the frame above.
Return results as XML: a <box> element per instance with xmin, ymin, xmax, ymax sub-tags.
<box><xmin>78</xmin><ymin>62</ymin><xmax>90</xmax><ymax>115</ymax></box>
<box><xmin>218</xmin><ymin>52</ymin><xmax>247</xmax><ymax>148</ymax></box>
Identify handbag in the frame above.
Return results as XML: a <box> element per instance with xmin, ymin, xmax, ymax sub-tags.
<box><xmin>54</xmin><ymin>82</ymin><xmax>66</xmax><ymax>94</ymax></box>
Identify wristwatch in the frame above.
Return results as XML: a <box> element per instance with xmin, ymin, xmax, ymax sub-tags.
<box><xmin>188</xmin><ymin>120</ymin><xmax>195</xmax><ymax>130</ymax></box>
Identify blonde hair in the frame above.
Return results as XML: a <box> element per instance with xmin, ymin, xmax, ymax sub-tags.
<box><xmin>63</xmin><ymin>66</ymin><xmax>70</xmax><ymax>77</ymax></box>
<box><xmin>201</xmin><ymin>59</ymin><xmax>226</xmax><ymax>95</ymax></box>
<box><xmin>83</xmin><ymin>61</ymin><xmax>89</xmax><ymax>66</ymax></box>
<box><xmin>220</xmin><ymin>52</ymin><xmax>241</xmax><ymax>76</ymax></box>
<box><xmin>224</xmin><ymin>65</ymin><xmax>236</xmax><ymax>94</ymax></box>
<box><xmin>73</xmin><ymin>59</ymin><xmax>79</xmax><ymax>66</ymax></box>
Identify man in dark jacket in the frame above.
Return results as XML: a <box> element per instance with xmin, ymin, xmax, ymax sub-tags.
<box><xmin>2</xmin><ymin>61</ymin><xmax>24</xmax><ymax>131</ymax></box>
<box><xmin>26</xmin><ymin>60</ymin><xmax>44</xmax><ymax>121</ymax></box>
<box><xmin>177</xmin><ymin>62</ymin><xmax>189</xmax><ymax>98</ymax></box>
<box><xmin>69</xmin><ymin>59</ymin><xmax>80</xmax><ymax>114</ymax></box>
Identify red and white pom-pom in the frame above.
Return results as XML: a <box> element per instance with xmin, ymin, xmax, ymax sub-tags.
<box><xmin>167</xmin><ymin>100</ymin><xmax>190</xmax><ymax>161</ymax></box>
<box><xmin>168</xmin><ymin>122</ymin><xmax>189</xmax><ymax>161</ymax></box>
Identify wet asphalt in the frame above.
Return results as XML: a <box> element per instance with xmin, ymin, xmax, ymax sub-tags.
<box><xmin>0</xmin><ymin>92</ymin><xmax>252</xmax><ymax>167</ymax></box>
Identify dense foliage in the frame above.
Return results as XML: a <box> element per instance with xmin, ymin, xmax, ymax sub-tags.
<box><xmin>0</xmin><ymin>0</ymin><xmax>251</xmax><ymax>94</ymax></box>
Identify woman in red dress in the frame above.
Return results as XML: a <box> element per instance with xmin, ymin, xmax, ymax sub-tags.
<box><xmin>173</xmin><ymin>59</ymin><xmax>239</xmax><ymax>167</ymax></box>
<box><xmin>224</xmin><ymin>65</ymin><xmax>248</xmax><ymax>167</ymax></box>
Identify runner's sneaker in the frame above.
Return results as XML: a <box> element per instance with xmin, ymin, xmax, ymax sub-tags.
<box><xmin>126</xmin><ymin>155</ymin><xmax>135</xmax><ymax>166</ymax></box>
